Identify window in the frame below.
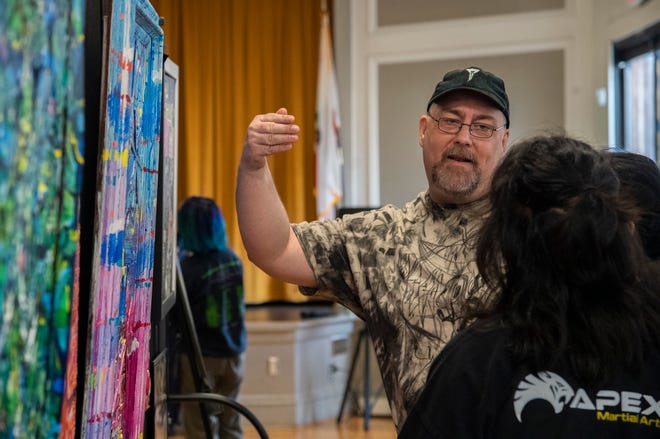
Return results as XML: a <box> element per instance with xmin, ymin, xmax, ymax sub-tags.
<box><xmin>613</xmin><ymin>20</ymin><xmax>660</xmax><ymax>160</ymax></box>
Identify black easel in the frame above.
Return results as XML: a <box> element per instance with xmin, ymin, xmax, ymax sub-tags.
<box><xmin>336</xmin><ymin>322</ymin><xmax>374</xmax><ymax>431</ymax></box>
<box><xmin>168</xmin><ymin>260</ymin><xmax>269</xmax><ymax>439</ymax></box>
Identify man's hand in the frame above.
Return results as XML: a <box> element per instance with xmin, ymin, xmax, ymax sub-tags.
<box><xmin>241</xmin><ymin>107</ymin><xmax>300</xmax><ymax>170</ymax></box>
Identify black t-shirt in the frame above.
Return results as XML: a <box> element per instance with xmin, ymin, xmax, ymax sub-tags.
<box><xmin>398</xmin><ymin>324</ymin><xmax>660</xmax><ymax>438</ymax></box>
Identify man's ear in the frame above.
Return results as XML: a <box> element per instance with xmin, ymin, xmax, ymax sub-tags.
<box><xmin>419</xmin><ymin>115</ymin><xmax>428</xmax><ymax>147</ymax></box>
<box><xmin>501</xmin><ymin>129</ymin><xmax>510</xmax><ymax>152</ymax></box>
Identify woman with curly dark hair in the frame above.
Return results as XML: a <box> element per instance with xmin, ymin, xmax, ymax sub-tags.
<box><xmin>398</xmin><ymin>135</ymin><xmax>660</xmax><ymax>438</ymax></box>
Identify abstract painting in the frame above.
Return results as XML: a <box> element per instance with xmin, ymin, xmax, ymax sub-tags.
<box><xmin>0</xmin><ymin>0</ymin><xmax>86</xmax><ymax>437</ymax></box>
<box><xmin>81</xmin><ymin>0</ymin><xmax>163</xmax><ymax>437</ymax></box>
<box><xmin>155</xmin><ymin>56</ymin><xmax>179</xmax><ymax>320</ymax></box>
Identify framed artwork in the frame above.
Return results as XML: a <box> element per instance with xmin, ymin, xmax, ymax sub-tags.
<box><xmin>0</xmin><ymin>0</ymin><xmax>86</xmax><ymax>436</ymax></box>
<box><xmin>82</xmin><ymin>0</ymin><xmax>164</xmax><ymax>437</ymax></box>
<box><xmin>153</xmin><ymin>349</ymin><xmax>168</xmax><ymax>439</ymax></box>
<box><xmin>155</xmin><ymin>56</ymin><xmax>180</xmax><ymax>320</ymax></box>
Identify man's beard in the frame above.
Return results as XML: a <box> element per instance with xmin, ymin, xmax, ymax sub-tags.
<box><xmin>431</xmin><ymin>148</ymin><xmax>481</xmax><ymax>197</ymax></box>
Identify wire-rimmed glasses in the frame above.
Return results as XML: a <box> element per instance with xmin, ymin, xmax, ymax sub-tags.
<box><xmin>427</xmin><ymin>114</ymin><xmax>506</xmax><ymax>139</ymax></box>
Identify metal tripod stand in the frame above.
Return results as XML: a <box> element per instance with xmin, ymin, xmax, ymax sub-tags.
<box><xmin>336</xmin><ymin>322</ymin><xmax>379</xmax><ymax>431</ymax></box>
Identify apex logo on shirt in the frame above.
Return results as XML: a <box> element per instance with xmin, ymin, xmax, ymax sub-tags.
<box><xmin>514</xmin><ymin>371</ymin><xmax>660</xmax><ymax>428</ymax></box>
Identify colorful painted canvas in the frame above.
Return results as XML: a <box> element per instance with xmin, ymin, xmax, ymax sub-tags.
<box><xmin>81</xmin><ymin>0</ymin><xmax>164</xmax><ymax>437</ymax></box>
<box><xmin>156</xmin><ymin>57</ymin><xmax>179</xmax><ymax>319</ymax></box>
<box><xmin>0</xmin><ymin>0</ymin><xmax>86</xmax><ymax>437</ymax></box>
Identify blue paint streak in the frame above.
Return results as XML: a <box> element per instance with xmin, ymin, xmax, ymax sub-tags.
<box><xmin>100</xmin><ymin>231</ymin><xmax>124</xmax><ymax>266</ymax></box>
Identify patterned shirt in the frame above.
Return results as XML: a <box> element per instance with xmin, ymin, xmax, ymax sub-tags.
<box><xmin>292</xmin><ymin>192</ymin><xmax>492</xmax><ymax>429</ymax></box>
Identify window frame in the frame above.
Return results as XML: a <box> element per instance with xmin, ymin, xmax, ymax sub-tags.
<box><xmin>613</xmin><ymin>20</ymin><xmax>660</xmax><ymax>160</ymax></box>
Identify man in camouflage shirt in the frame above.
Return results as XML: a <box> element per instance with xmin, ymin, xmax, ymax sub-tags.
<box><xmin>236</xmin><ymin>67</ymin><xmax>510</xmax><ymax>430</ymax></box>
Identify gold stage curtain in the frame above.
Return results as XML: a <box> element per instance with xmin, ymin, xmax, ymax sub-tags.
<box><xmin>150</xmin><ymin>0</ymin><xmax>322</xmax><ymax>303</ymax></box>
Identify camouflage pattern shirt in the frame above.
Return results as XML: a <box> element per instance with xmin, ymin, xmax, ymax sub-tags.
<box><xmin>292</xmin><ymin>192</ymin><xmax>492</xmax><ymax>429</ymax></box>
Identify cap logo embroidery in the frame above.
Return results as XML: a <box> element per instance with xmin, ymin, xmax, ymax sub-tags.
<box><xmin>465</xmin><ymin>68</ymin><xmax>480</xmax><ymax>81</ymax></box>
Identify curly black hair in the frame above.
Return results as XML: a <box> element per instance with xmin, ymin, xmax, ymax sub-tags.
<box><xmin>474</xmin><ymin>134</ymin><xmax>660</xmax><ymax>388</ymax></box>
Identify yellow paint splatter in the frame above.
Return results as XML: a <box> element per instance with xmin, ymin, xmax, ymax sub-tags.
<box><xmin>18</xmin><ymin>156</ymin><xmax>28</xmax><ymax>172</ymax></box>
<box><xmin>69</xmin><ymin>132</ymin><xmax>85</xmax><ymax>165</ymax></box>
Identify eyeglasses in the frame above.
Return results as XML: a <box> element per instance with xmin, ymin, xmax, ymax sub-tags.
<box><xmin>427</xmin><ymin>114</ymin><xmax>506</xmax><ymax>139</ymax></box>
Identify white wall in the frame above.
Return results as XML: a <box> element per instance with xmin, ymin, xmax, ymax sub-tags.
<box><xmin>334</xmin><ymin>0</ymin><xmax>660</xmax><ymax>207</ymax></box>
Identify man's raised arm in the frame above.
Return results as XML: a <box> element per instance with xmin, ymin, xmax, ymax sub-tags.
<box><xmin>235</xmin><ymin>108</ymin><xmax>317</xmax><ymax>287</ymax></box>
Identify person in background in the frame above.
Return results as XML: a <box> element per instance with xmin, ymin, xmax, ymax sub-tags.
<box><xmin>236</xmin><ymin>66</ymin><xmax>510</xmax><ymax>429</ymax></box>
<box><xmin>177</xmin><ymin>196</ymin><xmax>246</xmax><ymax>439</ymax></box>
<box><xmin>398</xmin><ymin>134</ymin><xmax>660</xmax><ymax>438</ymax></box>
<box><xmin>608</xmin><ymin>150</ymin><xmax>660</xmax><ymax>260</ymax></box>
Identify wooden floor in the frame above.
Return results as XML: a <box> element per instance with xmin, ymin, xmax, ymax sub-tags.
<box><xmin>245</xmin><ymin>416</ymin><xmax>397</xmax><ymax>439</ymax></box>
<box><xmin>170</xmin><ymin>416</ymin><xmax>397</xmax><ymax>439</ymax></box>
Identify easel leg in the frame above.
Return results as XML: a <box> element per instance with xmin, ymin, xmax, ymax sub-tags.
<box><xmin>336</xmin><ymin>327</ymin><xmax>364</xmax><ymax>423</ymax></box>
<box><xmin>363</xmin><ymin>334</ymin><xmax>371</xmax><ymax>431</ymax></box>
<box><xmin>173</xmin><ymin>261</ymin><xmax>218</xmax><ymax>438</ymax></box>
<box><xmin>337</xmin><ymin>326</ymin><xmax>372</xmax><ymax>431</ymax></box>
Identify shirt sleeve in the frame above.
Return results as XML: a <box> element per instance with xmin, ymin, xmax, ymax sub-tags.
<box><xmin>292</xmin><ymin>218</ymin><xmax>366</xmax><ymax>317</ymax></box>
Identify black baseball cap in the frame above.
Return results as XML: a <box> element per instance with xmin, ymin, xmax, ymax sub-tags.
<box><xmin>426</xmin><ymin>67</ymin><xmax>510</xmax><ymax>128</ymax></box>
